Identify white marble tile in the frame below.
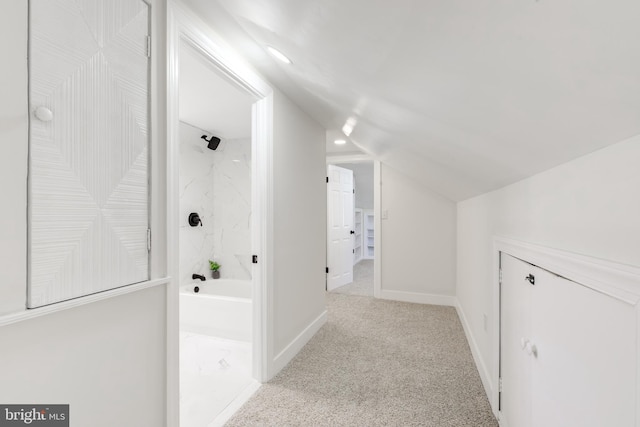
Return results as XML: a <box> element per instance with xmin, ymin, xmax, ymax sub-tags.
<box><xmin>179</xmin><ymin>122</ymin><xmax>252</xmax><ymax>284</ymax></box>
<box><xmin>180</xmin><ymin>332</ymin><xmax>253</xmax><ymax>427</ymax></box>
<box><xmin>211</xmin><ymin>136</ymin><xmax>252</xmax><ymax>281</ymax></box>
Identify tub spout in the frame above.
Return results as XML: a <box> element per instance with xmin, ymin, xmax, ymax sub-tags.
<box><xmin>192</xmin><ymin>274</ymin><xmax>206</xmax><ymax>281</ymax></box>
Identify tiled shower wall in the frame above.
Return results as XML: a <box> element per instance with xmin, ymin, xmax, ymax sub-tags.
<box><xmin>179</xmin><ymin>122</ymin><xmax>252</xmax><ymax>285</ymax></box>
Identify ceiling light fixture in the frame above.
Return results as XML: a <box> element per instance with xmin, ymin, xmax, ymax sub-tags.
<box><xmin>334</xmin><ymin>139</ymin><xmax>346</xmax><ymax>145</ymax></box>
<box><xmin>342</xmin><ymin>117</ymin><xmax>357</xmax><ymax>136</ymax></box>
<box><xmin>267</xmin><ymin>46</ymin><xmax>291</xmax><ymax>64</ymax></box>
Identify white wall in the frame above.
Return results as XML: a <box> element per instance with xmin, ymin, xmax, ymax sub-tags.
<box><xmin>456</xmin><ymin>134</ymin><xmax>640</xmax><ymax>397</ymax></box>
<box><xmin>0</xmin><ymin>287</ymin><xmax>166</xmax><ymax>426</ymax></box>
<box><xmin>179</xmin><ymin>122</ymin><xmax>251</xmax><ymax>284</ymax></box>
<box><xmin>272</xmin><ymin>89</ymin><xmax>327</xmax><ymax>366</ymax></box>
<box><xmin>380</xmin><ymin>164</ymin><xmax>457</xmax><ymax>303</ymax></box>
<box><xmin>340</xmin><ymin>162</ymin><xmax>374</xmax><ymax>209</ymax></box>
<box><xmin>0</xmin><ymin>2</ymin><xmax>169</xmax><ymax>425</ymax></box>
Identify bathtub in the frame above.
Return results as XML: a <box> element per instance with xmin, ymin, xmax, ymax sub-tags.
<box><xmin>179</xmin><ymin>279</ymin><xmax>252</xmax><ymax>342</ymax></box>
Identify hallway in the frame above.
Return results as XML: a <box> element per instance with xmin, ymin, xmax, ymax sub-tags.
<box><xmin>332</xmin><ymin>260</ymin><xmax>374</xmax><ymax>297</ymax></box>
<box><xmin>227</xmin><ymin>281</ymin><xmax>496</xmax><ymax>426</ymax></box>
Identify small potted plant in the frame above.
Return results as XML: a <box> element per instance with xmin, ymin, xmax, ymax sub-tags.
<box><xmin>208</xmin><ymin>260</ymin><xmax>221</xmax><ymax>279</ymax></box>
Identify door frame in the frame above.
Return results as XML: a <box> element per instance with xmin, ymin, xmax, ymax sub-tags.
<box><xmin>492</xmin><ymin>237</ymin><xmax>640</xmax><ymax>423</ymax></box>
<box><xmin>326</xmin><ymin>155</ymin><xmax>381</xmax><ymax>297</ymax></box>
<box><xmin>167</xmin><ymin>3</ymin><xmax>274</xmax><ymax>425</ymax></box>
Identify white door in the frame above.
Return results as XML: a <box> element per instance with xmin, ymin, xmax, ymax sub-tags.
<box><xmin>500</xmin><ymin>253</ymin><xmax>637</xmax><ymax>427</ymax></box>
<box><xmin>28</xmin><ymin>0</ymin><xmax>150</xmax><ymax>307</ymax></box>
<box><xmin>500</xmin><ymin>253</ymin><xmax>532</xmax><ymax>427</ymax></box>
<box><xmin>530</xmin><ymin>267</ymin><xmax>635</xmax><ymax>427</ymax></box>
<box><xmin>327</xmin><ymin>164</ymin><xmax>354</xmax><ymax>291</ymax></box>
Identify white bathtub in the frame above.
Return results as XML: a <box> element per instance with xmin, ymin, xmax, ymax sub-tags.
<box><xmin>180</xmin><ymin>279</ymin><xmax>252</xmax><ymax>342</ymax></box>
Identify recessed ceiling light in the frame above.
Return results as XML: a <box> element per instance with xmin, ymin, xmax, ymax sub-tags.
<box><xmin>334</xmin><ymin>139</ymin><xmax>346</xmax><ymax>145</ymax></box>
<box><xmin>267</xmin><ymin>46</ymin><xmax>291</xmax><ymax>64</ymax></box>
<box><xmin>342</xmin><ymin>117</ymin><xmax>357</xmax><ymax>136</ymax></box>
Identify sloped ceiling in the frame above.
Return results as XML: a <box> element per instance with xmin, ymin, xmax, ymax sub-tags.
<box><xmin>182</xmin><ymin>0</ymin><xmax>640</xmax><ymax>201</ymax></box>
<box><xmin>179</xmin><ymin>42</ymin><xmax>254</xmax><ymax>139</ymax></box>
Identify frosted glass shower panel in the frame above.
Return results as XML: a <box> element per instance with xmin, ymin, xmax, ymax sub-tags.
<box><xmin>28</xmin><ymin>0</ymin><xmax>151</xmax><ymax>308</ymax></box>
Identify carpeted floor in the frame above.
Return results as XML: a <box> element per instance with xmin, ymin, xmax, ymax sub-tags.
<box><xmin>331</xmin><ymin>260</ymin><xmax>374</xmax><ymax>297</ymax></box>
<box><xmin>226</xmin><ymin>288</ymin><xmax>498</xmax><ymax>426</ymax></box>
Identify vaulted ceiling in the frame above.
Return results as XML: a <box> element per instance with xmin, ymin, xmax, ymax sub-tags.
<box><xmin>179</xmin><ymin>41</ymin><xmax>254</xmax><ymax>139</ymax></box>
<box><xmin>182</xmin><ymin>0</ymin><xmax>640</xmax><ymax>201</ymax></box>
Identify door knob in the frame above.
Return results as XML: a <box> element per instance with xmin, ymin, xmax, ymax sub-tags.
<box><xmin>350</xmin><ymin>230</ymin><xmax>355</xmax><ymax>234</ymax></box>
<box><xmin>35</xmin><ymin>106</ymin><xmax>53</xmax><ymax>122</ymax></box>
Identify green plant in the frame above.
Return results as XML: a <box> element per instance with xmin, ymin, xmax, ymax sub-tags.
<box><xmin>208</xmin><ymin>260</ymin><xmax>221</xmax><ymax>271</ymax></box>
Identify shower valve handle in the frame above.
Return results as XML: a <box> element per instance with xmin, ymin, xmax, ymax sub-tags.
<box><xmin>188</xmin><ymin>212</ymin><xmax>203</xmax><ymax>227</ymax></box>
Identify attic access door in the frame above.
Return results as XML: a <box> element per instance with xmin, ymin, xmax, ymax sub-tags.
<box><xmin>327</xmin><ymin>164</ymin><xmax>354</xmax><ymax>291</ymax></box>
<box><xmin>28</xmin><ymin>0</ymin><xmax>151</xmax><ymax>308</ymax></box>
<box><xmin>499</xmin><ymin>253</ymin><xmax>636</xmax><ymax>427</ymax></box>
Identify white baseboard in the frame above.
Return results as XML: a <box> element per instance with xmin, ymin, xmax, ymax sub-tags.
<box><xmin>208</xmin><ymin>380</ymin><xmax>261</xmax><ymax>427</ymax></box>
<box><xmin>272</xmin><ymin>309</ymin><xmax>328</xmax><ymax>376</ymax></box>
<box><xmin>454</xmin><ymin>298</ymin><xmax>493</xmax><ymax>405</ymax></box>
<box><xmin>379</xmin><ymin>289</ymin><xmax>457</xmax><ymax>306</ymax></box>
<box><xmin>378</xmin><ymin>290</ymin><xmax>493</xmax><ymax>408</ymax></box>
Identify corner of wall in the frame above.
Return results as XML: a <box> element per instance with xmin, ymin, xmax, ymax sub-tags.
<box><xmin>269</xmin><ymin>88</ymin><xmax>327</xmax><ymax>379</ymax></box>
<box><xmin>270</xmin><ymin>309</ymin><xmax>327</xmax><ymax>378</ymax></box>
<box><xmin>379</xmin><ymin>164</ymin><xmax>457</xmax><ymax>299</ymax></box>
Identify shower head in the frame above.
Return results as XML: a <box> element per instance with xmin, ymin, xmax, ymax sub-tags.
<box><xmin>201</xmin><ymin>134</ymin><xmax>221</xmax><ymax>150</ymax></box>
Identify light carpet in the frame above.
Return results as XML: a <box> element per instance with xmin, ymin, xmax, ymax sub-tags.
<box><xmin>331</xmin><ymin>260</ymin><xmax>374</xmax><ymax>297</ymax></box>
<box><xmin>226</xmin><ymin>292</ymin><xmax>498</xmax><ymax>426</ymax></box>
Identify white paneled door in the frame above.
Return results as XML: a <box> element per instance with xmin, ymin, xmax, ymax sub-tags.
<box><xmin>327</xmin><ymin>165</ymin><xmax>354</xmax><ymax>291</ymax></box>
<box><xmin>28</xmin><ymin>0</ymin><xmax>150</xmax><ymax>307</ymax></box>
